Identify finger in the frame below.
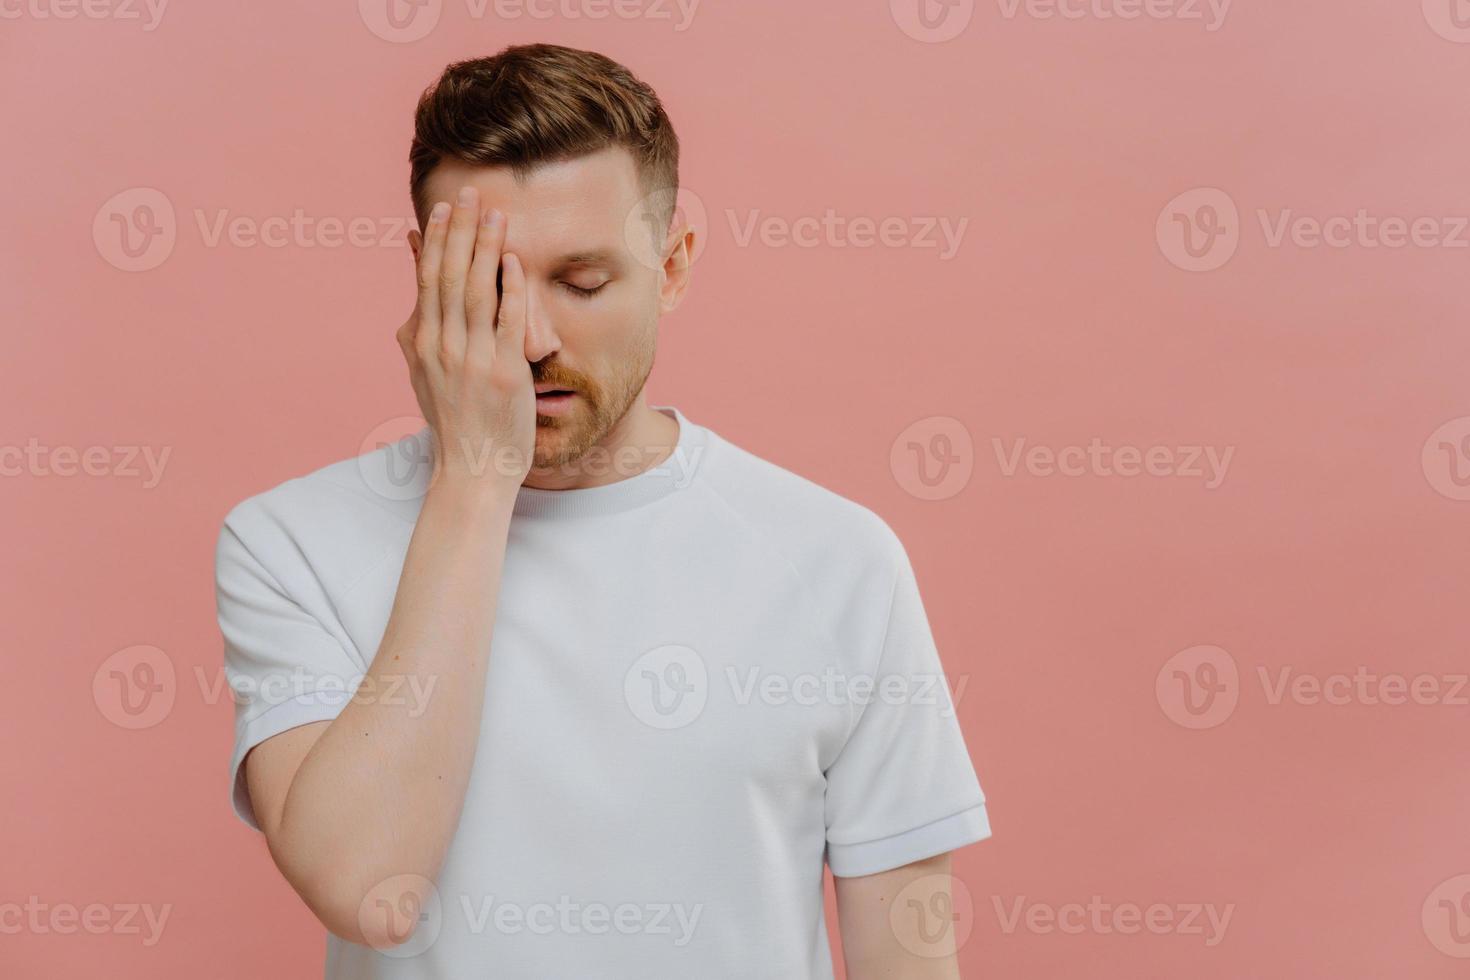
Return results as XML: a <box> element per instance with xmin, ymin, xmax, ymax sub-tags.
<box><xmin>438</xmin><ymin>185</ymin><xmax>480</xmax><ymax>362</ymax></box>
<box><xmin>414</xmin><ymin>201</ymin><xmax>451</xmax><ymax>360</ymax></box>
<box><xmin>464</xmin><ymin>207</ymin><xmax>506</xmax><ymax>368</ymax></box>
<box><xmin>495</xmin><ymin>252</ymin><xmax>528</xmax><ymax>364</ymax></box>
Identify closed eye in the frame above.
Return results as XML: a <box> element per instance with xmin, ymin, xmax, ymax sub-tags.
<box><xmin>559</xmin><ymin>281</ymin><xmax>608</xmax><ymax>299</ymax></box>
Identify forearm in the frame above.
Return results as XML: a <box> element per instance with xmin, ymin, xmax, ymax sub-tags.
<box><xmin>270</xmin><ymin>478</ymin><xmax>515</xmax><ymax>933</ymax></box>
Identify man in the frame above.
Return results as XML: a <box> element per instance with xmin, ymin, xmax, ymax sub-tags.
<box><xmin>214</xmin><ymin>42</ymin><xmax>990</xmax><ymax>979</ymax></box>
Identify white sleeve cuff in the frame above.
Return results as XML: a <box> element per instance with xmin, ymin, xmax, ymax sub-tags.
<box><xmin>826</xmin><ymin>801</ymin><xmax>992</xmax><ymax>878</ymax></box>
<box><xmin>229</xmin><ymin>689</ymin><xmax>352</xmax><ymax>830</ymax></box>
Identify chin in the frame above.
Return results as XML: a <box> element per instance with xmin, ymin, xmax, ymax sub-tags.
<box><xmin>532</xmin><ymin>422</ymin><xmax>578</xmax><ymax>468</ymax></box>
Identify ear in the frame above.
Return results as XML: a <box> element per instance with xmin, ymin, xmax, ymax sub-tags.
<box><xmin>658</xmin><ymin>220</ymin><xmax>695</xmax><ymax>314</ymax></box>
<box><xmin>408</xmin><ymin>227</ymin><xmax>422</xmax><ymax>264</ymax></box>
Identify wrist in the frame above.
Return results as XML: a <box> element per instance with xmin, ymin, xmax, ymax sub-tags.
<box><xmin>422</xmin><ymin>472</ymin><xmax>519</xmax><ymax>524</ymax></box>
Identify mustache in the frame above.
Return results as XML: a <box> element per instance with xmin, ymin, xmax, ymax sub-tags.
<box><xmin>531</xmin><ymin>365</ymin><xmax>590</xmax><ymax>394</ymax></box>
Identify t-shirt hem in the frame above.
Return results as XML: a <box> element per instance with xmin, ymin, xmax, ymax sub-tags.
<box><xmin>229</xmin><ymin>690</ymin><xmax>353</xmax><ymax>831</ymax></box>
<box><xmin>826</xmin><ymin>801</ymin><xmax>991</xmax><ymax>878</ymax></box>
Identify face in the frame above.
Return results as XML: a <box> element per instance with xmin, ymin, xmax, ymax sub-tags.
<box><xmin>411</xmin><ymin>146</ymin><xmax>692</xmax><ymax>470</ymax></box>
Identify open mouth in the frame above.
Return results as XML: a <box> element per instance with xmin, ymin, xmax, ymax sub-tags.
<box><xmin>534</xmin><ymin>387</ymin><xmax>578</xmax><ymax>414</ymax></box>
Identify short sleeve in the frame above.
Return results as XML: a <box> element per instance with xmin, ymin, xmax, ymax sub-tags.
<box><xmin>215</xmin><ymin>515</ymin><xmax>360</xmax><ymax>830</ymax></box>
<box><xmin>822</xmin><ymin>530</ymin><xmax>991</xmax><ymax>877</ymax></box>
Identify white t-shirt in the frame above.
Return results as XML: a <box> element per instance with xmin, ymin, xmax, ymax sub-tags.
<box><xmin>215</xmin><ymin>404</ymin><xmax>990</xmax><ymax>979</ymax></box>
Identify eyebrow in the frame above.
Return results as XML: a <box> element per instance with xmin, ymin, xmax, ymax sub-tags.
<box><xmin>548</xmin><ymin>250</ymin><xmax>620</xmax><ymax>271</ymax></box>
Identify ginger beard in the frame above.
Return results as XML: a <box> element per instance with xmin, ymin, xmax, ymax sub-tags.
<box><xmin>529</xmin><ymin>320</ymin><xmax>657</xmax><ymax>471</ymax></box>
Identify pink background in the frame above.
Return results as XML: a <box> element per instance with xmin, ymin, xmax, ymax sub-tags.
<box><xmin>4</xmin><ymin>1</ymin><xmax>1470</xmax><ymax>976</ymax></box>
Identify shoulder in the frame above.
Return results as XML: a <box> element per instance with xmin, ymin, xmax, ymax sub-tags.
<box><xmin>694</xmin><ymin>426</ymin><xmax>911</xmax><ymax>596</ymax></box>
<box><xmin>216</xmin><ymin>430</ymin><xmax>427</xmax><ymax>587</ymax></box>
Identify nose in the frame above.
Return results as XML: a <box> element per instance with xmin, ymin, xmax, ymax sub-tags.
<box><xmin>520</xmin><ymin>279</ymin><xmax>562</xmax><ymax>364</ymax></box>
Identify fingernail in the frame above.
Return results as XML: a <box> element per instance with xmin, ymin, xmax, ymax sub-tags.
<box><xmin>457</xmin><ymin>186</ymin><xmax>476</xmax><ymax>206</ymax></box>
<box><xmin>481</xmin><ymin>208</ymin><xmax>499</xmax><ymax>227</ymax></box>
<box><xmin>430</xmin><ymin>202</ymin><xmax>449</xmax><ymax>222</ymax></box>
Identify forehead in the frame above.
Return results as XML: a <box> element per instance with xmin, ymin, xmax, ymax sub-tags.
<box><xmin>423</xmin><ymin>146</ymin><xmax>642</xmax><ymax>261</ymax></box>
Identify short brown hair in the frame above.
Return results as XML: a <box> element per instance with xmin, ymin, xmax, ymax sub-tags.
<box><xmin>408</xmin><ymin>44</ymin><xmax>680</xmax><ymax>232</ymax></box>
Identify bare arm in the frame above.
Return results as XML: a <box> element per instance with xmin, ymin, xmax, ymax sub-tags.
<box><xmin>835</xmin><ymin>852</ymin><xmax>965</xmax><ymax>980</ymax></box>
<box><xmin>241</xmin><ymin>186</ymin><xmax>535</xmax><ymax>949</ymax></box>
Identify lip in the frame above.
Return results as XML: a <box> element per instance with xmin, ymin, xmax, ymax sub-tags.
<box><xmin>534</xmin><ymin>389</ymin><xmax>578</xmax><ymax>417</ymax></box>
